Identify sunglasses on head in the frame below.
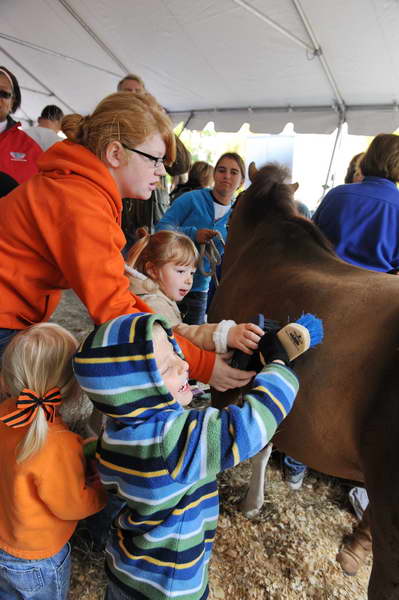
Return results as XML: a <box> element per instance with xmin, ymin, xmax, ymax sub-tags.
<box><xmin>0</xmin><ymin>90</ymin><xmax>12</xmax><ymax>100</ymax></box>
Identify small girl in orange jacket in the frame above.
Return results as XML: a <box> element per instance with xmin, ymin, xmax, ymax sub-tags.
<box><xmin>0</xmin><ymin>323</ymin><xmax>106</xmax><ymax>600</ymax></box>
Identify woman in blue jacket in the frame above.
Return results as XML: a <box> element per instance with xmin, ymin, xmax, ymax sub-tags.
<box><xmin>156</xmin><ymin>152</ymin><xmax>245</xmax><ymax>324</ymax></box>
<box><xmin>313</xmin><ymin>134</ymin><xmax>399</xmax><ymax>274</ymax></box>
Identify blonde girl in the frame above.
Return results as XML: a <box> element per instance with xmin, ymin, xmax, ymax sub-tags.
<box><xmin>126</xmin><ymin>228</ymin><xmax>264</xmax><ymax>354</ymax></box>
<box><xmin>0</xmin><ymin>323</ymin><xmax>105</xmax><ymax>600</ymax></box>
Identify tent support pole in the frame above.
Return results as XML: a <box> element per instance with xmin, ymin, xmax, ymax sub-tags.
<box><xmin>232</xmin><ymin>0</ymin><xmax>312</xmax><ymax>51</ymax></box>
<box><xmin>291</xmin><ymin>0</ymin><xmax>346</xmax><ymax>114</ymax></box>
<box><xmin>321</xmin><ymin>119</ymin><xmax>344</xmax><ymax>201</ymax></box>
<box><xmin>57</xmin><ymin>0</ymin><xmax>130</xmax><ymax>75</ymax></box>
<box><xmin>178</xmin><ymin>112</ymin><xmax>194</xmax><ymax>136</ymax></box>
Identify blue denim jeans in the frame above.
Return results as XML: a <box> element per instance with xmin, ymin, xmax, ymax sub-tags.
<box><xmin>284</xmin><ymin>455</ymin><xmax>307</xmax><ymax>474</ymax></box>
<box><xmin>105</xmin><ymin>580</ymin><xmax>139</xmax><ymax>600</ymax></box>
<box><xmin>85</xmin><ymin>494</ymin><xmax>125</xmax><ymax>551</ymax></box>
<box><xmin>0</xmin><ymin>328</ymin><xmax>19</xmax><ymax>360</ymax></box>
<box><xmin>0</xmin><ymin>543</ymin><xmax>71</xmax><ymax>600</ymax></box>
<box><xmin>178</xmin><ymin>291</ymin><xmax>208</xmax><ymax>325</ymax></box>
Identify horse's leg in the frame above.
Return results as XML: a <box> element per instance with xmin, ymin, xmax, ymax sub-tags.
<box><xmin>367</xmin><ymin>489</ymin><xmax>399</xmax><ymax>600</ymax></box>
<box><xmin>336</xmin><ymin>506</ymin><xmax>372</xmax><ymax>576</ymax></box>
<box><xmin>362</xmin><ymin>370</ymin><xmax>399</xmax><ymax>600</ymax></box>
<box><xmin>239</xmin><ymin>443</ymin><xmax>273</xmax><ymax>518</ymax></box>
<box><xmin>366</xmin><ymin>471</ymin><xmax>399</xmax><ymax>600</ymax></box>
<box><xmin>211</xmin><ymin>389</ymin><xmax>272</xmax><ymax>518</ymax></box>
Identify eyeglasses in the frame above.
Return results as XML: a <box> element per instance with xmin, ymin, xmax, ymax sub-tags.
<box><xmin>0</xmin><ymin>90</ymin><xmax>12</xmax><ymax>100</ymax></box>
<box><xmin>122</xmin><ymin>144</ymin><xmax>165</xmax><ymax>168</ymax></box>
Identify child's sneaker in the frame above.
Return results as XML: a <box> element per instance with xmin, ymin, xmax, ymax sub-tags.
<box><xmin>284</xmin><ymin>465</ymin><xmax>308</xmax><ymax>490</ymax></box>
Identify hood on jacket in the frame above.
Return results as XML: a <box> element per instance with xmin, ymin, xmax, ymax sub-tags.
<box><xmin>124</xmin><ymin>264</ymin><xmax>159</xmax><ymax>295</ymax></box>
<box><xmin>37</xmin><ymin>139</ymin><xmax>121</xmax><ymax>214</ymax></box>
<box><xmin>73</xmin><ymin>313</ymin><xmax>185</xmax><ymax>423</ymax></box>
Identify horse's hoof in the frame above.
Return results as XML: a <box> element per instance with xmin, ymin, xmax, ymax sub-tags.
<box><xmin>336</xmin><ymin>544</ymin><xmax>370</xmax><ymax>576</ymax></box>
<box><xmin>239</xmin><ymin>503</ymin><xmax>261</xmax><ymax>519</ymax></box>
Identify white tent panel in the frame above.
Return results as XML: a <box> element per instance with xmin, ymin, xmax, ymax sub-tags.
<box><xmin>1</xmin><ymin>0</ymin><xmax>399</xmax><ymax>134</ymax></box>
<box><xmin>346</xmin><ymin>107</ymin><xmax>399</xmax><ymax>136</ymax></box>
<box><xmin>170</xmin><ymin>107</ymin><xmax>340</xmax><ymax>134</ymax></box>
<box><xmin>304</xmin><ymin>0</ymin><xmax>399</xmax><ymax>106</ymax></box>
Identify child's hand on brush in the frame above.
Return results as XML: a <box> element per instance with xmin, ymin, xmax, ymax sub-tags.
<box><xmin>227</xmin><ymin>323</ymin><xmax>264</xmax><ymax>354</ymax></box>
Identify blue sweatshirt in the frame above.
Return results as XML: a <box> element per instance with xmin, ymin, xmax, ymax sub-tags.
<box><xmin>155</xmin><ymin>188</ymin><xmax>232</xmax><ymax>291</ymax></box>
<box><xmin>313</xmin><ymin>176</ymin><xmax>399</xmax><ymax>272</ymax></box>
<box><xmin>73</xmin><ymin>313</ymin><xmax>299</xmax><ymax>600</ymax></box>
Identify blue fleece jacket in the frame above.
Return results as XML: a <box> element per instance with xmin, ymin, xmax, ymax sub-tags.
<box><xmin>313</xmin><ymin>176</ymin><xmax>399</xmax><ymax>272</ymax></box>
<box><xmin>73</xmin><ymin>313</ymin><xmax>299</xmax><ymax>600</ymax></box>
<box><xmin>155</xmin><ymin>188</ymin><xmax>232</xmax><ymax>291</ymax></box>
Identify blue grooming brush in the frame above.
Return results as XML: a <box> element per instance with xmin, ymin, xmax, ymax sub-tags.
<box><xmin>276</xmin><ymin>313</ymin><xmax>324</xmax><ymax>361</ymax></box>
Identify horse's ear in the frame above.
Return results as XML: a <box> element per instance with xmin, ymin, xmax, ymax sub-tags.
<box><xmin>290</xmin><ymin>182</ymin><xmax>299</xmax><ymax>193</ymax></box>
<box><xmin>248</xmin><ymin>162</ymin><xmax>258</xmax><ymax>182</ymax></box>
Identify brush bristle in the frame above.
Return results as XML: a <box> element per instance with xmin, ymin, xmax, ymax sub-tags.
<box><xmin>296</xmin><ymin>313</ymin><xmax>324</xmax><ymax>347</ymax></box>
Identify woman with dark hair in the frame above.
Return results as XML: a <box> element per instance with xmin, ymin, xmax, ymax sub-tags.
<box><xmin>0</xmin><ymin>66</ymin><xmax>42</xmax><ymax>183</ymax></box>
<box><xmin>156</xmin><ymin>152</ymin><xmax>245</xmax><ymax>324</ymax></box>
<box><xmin>314</xmin><ymin>134</ymin><xmax>399</xmax><ymax>273</ymax></box>
<box><xmin>344</xmin><ymin>151</ymin><xmax>364</xmax><ymax>184</ymax></box>
<box><xmin>170</xmin><ymin>160</ymin><xmax>214</xmax><ymax>202</ymax></box>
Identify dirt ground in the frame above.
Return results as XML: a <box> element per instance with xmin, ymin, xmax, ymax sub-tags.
<box><xmin>52</xmin><ymin>291</ymin><xmax>371</xmax><ymax>600</ymax></box>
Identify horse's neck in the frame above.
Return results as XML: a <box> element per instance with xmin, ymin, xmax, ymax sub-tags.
<box><xmin>225</xmin><ymin>220</ymin><xmax>335</xmax><ymax>272</ymax></box>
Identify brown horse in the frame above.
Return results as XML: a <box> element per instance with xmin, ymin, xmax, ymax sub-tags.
<box><xmin>209</xmin><ymin>163</ymin><xmax>399</xmax><ymax>600</ymax></box>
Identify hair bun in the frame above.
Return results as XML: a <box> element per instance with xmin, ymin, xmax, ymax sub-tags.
<box><xmin>61</xmin><ymin>113</ymin><xmax>90</xmax><ymax>143</ymax></box>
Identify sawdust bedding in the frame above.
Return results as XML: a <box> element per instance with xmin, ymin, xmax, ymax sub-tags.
<box><xmin>52</xmin><ymin>292</ymin><xmax>371</xmax><ymax>600</ymax></box>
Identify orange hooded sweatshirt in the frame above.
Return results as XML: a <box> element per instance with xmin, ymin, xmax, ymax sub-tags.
<box><xmin>0</xmin><ymin>397</ymin><xmax>106</xmax><ymax>559</ymax></box>
<box><xmin>0</xmin><ymin>140</ymin><xmax>214</xmax><ymax>381</ymax></box>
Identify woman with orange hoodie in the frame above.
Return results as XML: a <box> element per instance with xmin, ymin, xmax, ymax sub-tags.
<box><xmin>0</xmin><ymin>91</ymin><xmax>253</xmax><ymax>391</ymax></box>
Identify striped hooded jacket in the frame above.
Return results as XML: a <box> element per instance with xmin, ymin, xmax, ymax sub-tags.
<box><xmin>73</xmin><ymin>313</ymin><xmax>299</xmax><ymax>600</ymax></box>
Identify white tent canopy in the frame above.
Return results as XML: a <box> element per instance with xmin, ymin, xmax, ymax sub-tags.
<box><xmin>1</xmin><ymin>0</ymin><xmax>399</xmax><ymax>135</ymax></box>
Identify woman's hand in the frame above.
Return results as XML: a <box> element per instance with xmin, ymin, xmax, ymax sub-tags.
<box><xmin>227</xmin><ymin>323</ymin><xmax>264</xmax><ymax>354</ymax></box>
<box><xmin>208</xmin><ymin>352</ymin><xmax>255</xmax><ymax>392</ymax></box>
<box><xmin>196</xmin><ymin>229</ymin><xmax>218</xmax><ymax>243</ymax></box>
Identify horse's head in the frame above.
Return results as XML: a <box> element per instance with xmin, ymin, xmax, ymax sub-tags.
<box><xmin>230</xmin><ymin>162</ymin><xmax>299</xmax><ymax>234</ymax></box>
<box><xmin>248</xmin><ymin>161</ymin><xmax>298</xmax><ymax>195</ymax></box>
<box><xmin>227</xmin><ymin>161</ymin><xmax>335</xmax><ymax>261</ymax></box>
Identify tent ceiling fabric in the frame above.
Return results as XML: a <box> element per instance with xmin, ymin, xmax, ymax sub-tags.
<box><xmin>1</xmin><ymin>0</ymin><xmax>399</xmax><ymax>134</ymax></box>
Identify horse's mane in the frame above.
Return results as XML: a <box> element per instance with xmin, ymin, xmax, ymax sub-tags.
<box><xmin>283</xmin><ymin>216</ymin><xmax>336</xmax><ymax>256</ymax></box>
<box><xmin>238</xmin><ymin>163</ymin><xmax>335</xmax><ymax>256</ymax></box>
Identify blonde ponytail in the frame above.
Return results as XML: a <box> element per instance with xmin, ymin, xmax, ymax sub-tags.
<box><xmin>1</xmin><ymin>324</ymin><xmax>80</xmax><ymax>463</ymax></box>
<box><xmin>126</xmin><ymin>227</ymin><xmax>151</xmax><ymax>269</ymax></box>
<box><xmin>17</xmin><ymin>409</ymin><xmax>48</xmax><ymax>463</ymax></box>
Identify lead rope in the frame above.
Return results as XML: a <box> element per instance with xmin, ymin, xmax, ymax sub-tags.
<box><xmin>198</xmin><ymin>231</ymin><xmax>225</xmax><ymax>286</ymax></box>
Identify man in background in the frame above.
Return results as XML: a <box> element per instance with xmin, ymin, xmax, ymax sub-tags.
<box><xmin>117</xmin><ymin>72</ymin><xmax>190</xmax><ymax>250</ymax></box>
<box><xmin>24</xmin><ymin>104</ymin><xmax>64</xmax><ymax>151</ymax></box>
<box><xmin>117</xmin><ymin>73</ymin><xmax>145</xmax><ymax>93</ymax></box>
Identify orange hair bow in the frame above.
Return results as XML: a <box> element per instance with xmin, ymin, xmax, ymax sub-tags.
<box><xmin>0</xmin><ymin>388</ymin><xmax>62</xmax><ymax>428</ymax></box>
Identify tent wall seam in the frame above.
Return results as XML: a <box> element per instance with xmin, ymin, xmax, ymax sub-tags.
<box><xmin>57</xmin><ymin>0</ymin><xmax>129</xmax><ymax>77</ymax></box>
<box><xmin>291</xmin><ymin>0</ymin><xmax>346</xmax><ymax>118</ymax></box>
<box><xmin>0</xmin><ymin>43</ymin><xmax>75</xmax><ymax>115</ymax></box>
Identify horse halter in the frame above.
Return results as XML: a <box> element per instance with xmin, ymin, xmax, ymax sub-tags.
<box><xmin>198</xmin><ymin>231</ymin><xmax>225</xmax><ymax>286</ymax></box>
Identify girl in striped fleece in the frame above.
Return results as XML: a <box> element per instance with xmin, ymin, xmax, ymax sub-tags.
<box><xmin>0</xmin><ymin>323</ymin><xmax>105</xmax><ymax>600</ymax></box>
<box><xmin>73</xmin><ymin>312</ymin><xmax>317</xmax><ymax>600</ymax></box>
